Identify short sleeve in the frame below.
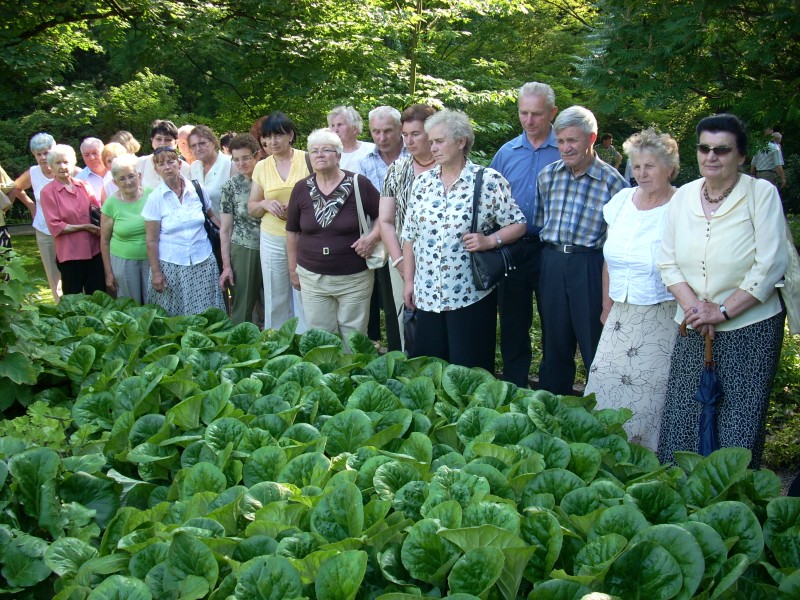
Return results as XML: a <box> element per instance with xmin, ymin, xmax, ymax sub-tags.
<box><xmin>220</xmin><ymin>179</ymin><xmax>235</xmax><ymax>215</ymax></box>
<box><xmin>359</xmin><ymin>175</ymin><xmax>381</xmax><ymax>220</ymax></box>
<box><xmin>140</xmin><ymin>193</ymin><xmax>163</xmax><ymax>222</ymax></box>
<box><xmin>602</xmin><ymin>188</ymin><xmax>630</xmax><ymax>226</ymax></box>
<box><xmin>284</xmin><ymin>180</ymin><xmax>304</xmax><ymax>233</ymax></box>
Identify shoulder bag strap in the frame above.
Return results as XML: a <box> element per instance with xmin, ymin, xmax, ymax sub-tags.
<box><xmin>352</xmin><ymin>173</ymin><xmax>369</xmax><ymax>236</ymax></box>
<box><xmin>470</xmin><ymin>167</ymin><xmax>485</xmax><ymax>234</ymax></box>
<box><xmin>305</xmin><ymin>152</ymin><xmax>313</xmax><ymax>175</ymax></box>
<box><xmin>191</xmin><ymin>179</ymin><xmax>210</xmax><ymax>216</ymax></box>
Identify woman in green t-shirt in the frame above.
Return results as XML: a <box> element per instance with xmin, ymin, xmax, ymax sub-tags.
<box><xmin>100</xmin><ymin>154</ymin><xmax>151</xmax><ymax>303</ymax></box>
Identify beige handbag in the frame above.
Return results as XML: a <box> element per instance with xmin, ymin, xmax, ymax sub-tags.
<box><xmin>780</xmin><ymin>219</ymin><xmax>800</xmax><ymax>334</ymax></box>
<box><xmin>353</xmin><ymin>173</ymin><xmax>388</xmax><ymax>269</ymax></box>
<box><xmin>0</xmin><ymin>190</ymin><xmax>11</xmax><ymax>213</ymax></box>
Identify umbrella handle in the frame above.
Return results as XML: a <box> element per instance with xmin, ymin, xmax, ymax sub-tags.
<box><xmin>680</xmin><ymin>318</ymin><xmax>715</xmax><ymax>367</ymax></box>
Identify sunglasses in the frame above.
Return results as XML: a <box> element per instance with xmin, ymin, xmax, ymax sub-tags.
<box><xmin>154</xmin><ymin>146</ymin><xmax>177</xmax><ymax>156</ymax></box>
<box><xmin>696</xmin><ymin>144</ymin><xmax>734</xmax><ymax>156</ymax></box>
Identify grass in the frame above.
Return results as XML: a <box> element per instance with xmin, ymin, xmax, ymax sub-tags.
<box><xmin>8</xmin><ymin>233</ymin><xmax>54</xmax><ymax>306</ymax></box>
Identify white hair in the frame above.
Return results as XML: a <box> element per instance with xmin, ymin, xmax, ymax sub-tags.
<box><xmin>47</xmin><ymin>144</ymin><xmax>77</xmax><ymax>167</ymax></box>
<box><xmin>110</xmin><ymin>154</ymin><xmax>140</xmax><ymax>178</ymax></box>
<box><xmin>368</xmin><ymin>106</ymin><xmax>401</xmax><ymax>127</ymax></box>
<box><xmin>80</xmin><ymin>137</ymin><xmax>103</xmax><ymax>152</ymax></box>
<box><xmin>518</xmin><ymin>82</ymin><xmax>556</xmax><ymax>108</ymax></box>
<box><xmin>30</xmin><ymin>133</ymin><xmax>55</xmax><ymax>153</ymax></box>
<box><xmin>307</xmin><ymin>129</ymin><xmax>344</xmax><ymax>154</ymax></box>
<box><xmin>554</xmin><ymin>106</ymin><xmax>598</xmax><ymax>136</ymax></box>
<box><xmin>424</xmin><ymin>109</ymin><xmax>475</xmax><ymax>156</ymax></box>
<box><xmin>327</xmin><ymin>106</ymin><xmax>364</xmax><ymax>135</ymax></box>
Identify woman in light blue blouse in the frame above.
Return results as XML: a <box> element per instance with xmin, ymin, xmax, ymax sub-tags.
<box><xmin>402</xmin><ymin>109</ymin><xmax>526</xmax><ymax>372</ymax></box>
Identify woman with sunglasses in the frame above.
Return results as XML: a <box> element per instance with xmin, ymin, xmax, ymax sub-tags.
<box><xmin>142</xmin><ymin>146</ymin><xmax>226</xmax><ymax>316</ymax></box>
<box><xmin>656</xmin><ymin>114</ymin><xmax>788</xmax><ymax>468</ymax></box>
<box><xmin>188</xmin><ymin>125</ymin><xmax>235</xmax><ymax>215</ymax></box>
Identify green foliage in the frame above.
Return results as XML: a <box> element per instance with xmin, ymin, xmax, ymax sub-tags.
<box><xmin>0</xmin><ymin>252</ymin><xmax>798</xmax><ymax>598</ymax></box>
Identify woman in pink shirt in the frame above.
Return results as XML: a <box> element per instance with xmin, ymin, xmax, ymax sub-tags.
<box><xmin>40</xmin><ymin>144</ymin><xmax>104</xmax><ymax>295</ymax></box>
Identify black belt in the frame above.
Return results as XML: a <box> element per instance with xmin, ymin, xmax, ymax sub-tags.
<box><xmin>544</xmin><ymin>242</ymin><xmax>601</xmax><ymax>254</ymax></box>
<box><xmin>756</xmin><ymin>170</ymin><xmax>776</xmax><ymax>173</ymax></box>
<box><xmin>520</xmin><ymin>236</ymin><xmax>542</xmax><ymax>242</ymax></box>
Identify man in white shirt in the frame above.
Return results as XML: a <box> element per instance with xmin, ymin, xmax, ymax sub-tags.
<box><xmin>75</xmin><ymin>138</ymin><xmax>107</xmax><ymax>199</ymax></box>
<box><xmin>750</xmin><ymin>131</ymin><xmax>787</xmax><ymax>188</ymax></box>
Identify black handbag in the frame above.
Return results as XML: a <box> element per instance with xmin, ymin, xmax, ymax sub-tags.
<box><xmin>89</xmin><ymin>205</ymin><xmax>101</xmax><ymax>227</ymax></box>
<box><xmin>469</xmin><ymin>168</ymin><xmax>517</xmax><ymax>291</ymax></box>
<box><xmin>191</xmin><ymin>179</ymin><xmax>223</xmax><ymax>271</ymax></box>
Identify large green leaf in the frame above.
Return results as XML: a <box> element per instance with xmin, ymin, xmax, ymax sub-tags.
<box><xmin>315</xmin><ymin>550</ymin><xmax>368</xmax><ymax>600</ymax></box>
<box><xmin>689</xmin><ymin>500</ymin><xmax>764</xmax><ymax>562</ymax></box>
<box><xmin>401</xmin><ymin>519</ymin><xmax>461</xmax><ymax>585</ymax></box>
<box><xmin>682</xmin><ymin>447</ymin><xmax>751</xmax><ymax>507</ymax></box>
<box><xmin>589</xmin><ymin>504</ymin><xmax>649</xmax><ymax>541</ymax></box>
<box><xmin>7</xmin><ymin>447</ymin><xmax>60</xmax><ymax>530</ymax></box>
<box><xmin>181</xmin><ymin>462</ymin><xmax>227</xmax><ymax>499</ymax></box>
<box><xmin>347</xmin><ymin>380</ymin><xmax>402</xmax><ymax>413</ymax></box>
<box><xmin>604</xmin><ymin>540</ymin><xmax>683</xmax><ymax>599</ymax></box>
<box><xmin>60</xmin><ymin>472</ymin><xmax>121</xmax><ymax>529</ymax></box>
<box><xmin>529</xmin><ymin>579</ymin><xmax>592</xmax><ymax>600</ymax></box>
<box><xmin>277</xmin><ymin>452</ymin><xmax>331</xmax><ymax>488</ymax></box>
<box><xmin>0</xmin><ymin>534</ymin><xmax>51</xmax><ymax>588</ymax></box>
<box><xmin>374</xmin><ymin>462</ymin><xmax>422</xmax><ymax>502</ymax></box>
<box><xmin>234</xmin><ymin>555</ymin><xmax>303</xmax><ymax>600</ymax></box>
<box><xmin>310</xmin><ymin>482</ymin><xmax>364</xmax><ymax>543</ymax></box>
<box><xmin>447</xmin><ymin>546</ymin><xmax>504</xmax><ymax>598</ymax></box>
<box><xmin>45</xmin><ymin>537</ymin><xmax>98</xmax><ymax>577</ymax></box>
<box><xmin>243</xmin><ymin>446</ymin><xmax>288</xmax><ymax>487</ymax></box>
<box><xmin>86</xmin><ymin>575</ymin><xmax>152</xmax><ymax>599</ymax></box>
<box><xmin>320</xmin><ymin>409</ymin><xmax>373</xmax><ymax>456</ymax></box>
<box><xmin>624</xmin><ymin>480</ymin><xmax>688</xmax><ymax>524</ymax></box>
<box><xmin>632</xmin><ymin>524</ymin><xmax>705</xmax><ymax>600</ymax></box>
<box><xmin>456</xmin><ymin>407</ymin><xmax>501</xmax><ymax>445</ymax></box>
<box><xmin>443</xmin><ymin>365</ymin><xmax>493</xmax><ymax>407</ymax></box>
<box><xmin>678</xmin><ymin>521</ymin><xmax>728</xmax><ymax>581</ymax></box>
<box><xmin>164</xmin><ymin>532</ymin><xmax>219</xmax><ymax>593</ymax></box>
<box><xmin>520</xmin><ymin>510</ymin><xmax>563</xmax><ymax>580</ymax></box>
<box><xmin>762</xmin><ymin>497</ymin><xmax>800</xmax><ymax>568</ymax></box>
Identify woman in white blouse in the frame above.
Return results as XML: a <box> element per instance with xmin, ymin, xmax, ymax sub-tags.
<box><xmin>188</xmin><ymin>125</ymin><xmax>235</xmax><ymax>214</ymax></box>
<box><xmin>402</xmin><ymin>109</ymin><xmax>526</xmax><ymax>372</ymax></box>
<box><xmin>656</xmin><ymin>114</ymin><xmax>787</xmax><ymax>468</ymax></box>
<box><xmin>585</xmin><ymin>129</ymin><xmax>680</xmax><ymax>451</ymax></box>
<box><xmin>142</xmin><ymin>146</ymin><xmax>226</xmax><ymax>316</ymax></box>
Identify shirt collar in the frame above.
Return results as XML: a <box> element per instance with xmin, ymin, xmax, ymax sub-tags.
<box><xmin>552</xmin><ymin>154</ymin><xmax>606</xmax><ymax>181</ymax></box>
<box><xmin>511</xmin><ymin>125</ymin><xmax>558</xmax><ymax>151</ymax></box>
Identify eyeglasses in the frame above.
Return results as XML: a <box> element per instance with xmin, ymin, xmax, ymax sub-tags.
<box><xmin>308</xmin><ymin>148</ymin><xmax>338</xmax><ymax>156</ymax></box>
<box><xmin>190</xmin><ymin>140</ymin><xmax>211</xmax><ymax>150</ymax></box>
<box><xmin>154</xmin><ymin>146</ymin><xmax>177</xmax><ymax>156</ymax></box>
<box><xmin>696</xmin><ymin>144</ymin><xmax>734</xmax><ymax>156</ymax></box>
<box><xmin>231</xmin><ymin>154</ymin><xmax>256</xmax><ymax>165</ymax></box>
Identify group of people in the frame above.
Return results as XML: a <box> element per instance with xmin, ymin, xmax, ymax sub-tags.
<box><xmin>0</xmin><ymin>82</ymin><xmax>793</xmax><ymax>468</ymax></box>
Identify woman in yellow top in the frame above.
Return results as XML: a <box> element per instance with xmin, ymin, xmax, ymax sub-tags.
<box><xmin>247</xmin><ymin>112</ymin><xmax>310</xmax><ymax>331</ymax></box>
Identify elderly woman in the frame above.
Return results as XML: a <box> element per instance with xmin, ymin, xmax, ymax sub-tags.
<box><xmin>138</xmin><ymin>120</ymin><xmax>191</xmax><ymax>190</ymax></box>
<box><xmin>379</xmin><ymin>104</ymin><xmax>437</xmax><ymax>352</ymax></box>
<box><xmin>285</xmin><ymin>129</ymin><xmax>381</xmax><ymax>341</ymax></box>
<box><xmin>584</xmin><ymin>129</ymin><xmax>680</xmax><ymax>451</ymax></box>
<box><xmin>99</xmin><ymin>154</ymin><xmax>150</xmax><ymax>303</ymax></box>
<box><xmin>110</xmin><ymin>131</ymin><xmax>141</xmax><ymax>155</ymax></box>
<box><xmin>100</xmin><ymin>142</ymin><xmax>128</xmax><ymax>201</ymax></box>
<box><xmin>219</xmin><ymin>134</ymin><xmax>263</xmax><ymax>325</ymax></box>
<box><xmin>402</xmin><ymin>110</ymin><xmax>526</xmax><ymax>372</ymax></box>
<box><xmin>189</xmin><ymin>125</ymin><xmax>235</xmax><ymax>215</ymax></box>
<box><xmin>39</xmin><ymin>145</ymin><xmax>104</xmax><ymax>295</ymax></box>
<box><xmin>142</xmin><ymin>146</ymin><xmax>226</xmax><ymax>316</ymax></box>
<box><xmin>14</xmin><ymin>133</ymin><xmax>70</xmax><ymax>302</ymax></box>
<box><xmin>248</xmin><ymin>112</ymin><xmax>310</xmax><ymax>332</ymax></box>
<box><xmin>327</xmin><ymin>106</ymin><xmax>375</xmax><ymax>173</ymax></box>
<box><xmin>657</xmin><ymin>114</ymin><xmax>788</xmax><ymax>468</ymax></box>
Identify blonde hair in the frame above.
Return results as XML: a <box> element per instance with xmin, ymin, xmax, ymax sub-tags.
<box><xmin>623</xmin><ymin>128</ymin><xmax>681</xmax><ymax>181</ymax></box>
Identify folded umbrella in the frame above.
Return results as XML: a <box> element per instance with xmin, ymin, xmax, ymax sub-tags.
<box><xmin>681</xmin><ymin>320</ymin><xmax>723</xmax><ymax>456</ymax></box>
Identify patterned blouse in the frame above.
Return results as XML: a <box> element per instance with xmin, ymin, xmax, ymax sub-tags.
<box><xmin>402</xmin><ymin>161</ymin><xmax>525</xmax><ymax>312</ymax></box>
<box><xmin>381</xmin><ymin>155</ymin><xmax>416</xmax><ymax>234</ymax></box>
<box><xmin>220</xmin><ymin>174</ymin><xmax>260</xmax><ymax>250</ymax></box>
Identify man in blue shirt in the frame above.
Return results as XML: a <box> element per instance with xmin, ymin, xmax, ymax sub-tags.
<box><xmin>536</xmin><ymin>106</ymin><xmax>629</xmax><ymax>395</ymax></box>
<box><xmin>490</xmin><ymin>82</ymin><xmax>561</xmax><ymax>388</ymax></box>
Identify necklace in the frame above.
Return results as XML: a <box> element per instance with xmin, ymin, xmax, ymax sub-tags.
<box><xmin>413</xmin><ymin>156</ymin><xmax>436</xmax><ymax>168</ymax></box>
<box><xmin>703</xmin><ymin>174</ymin><xmax>739</xmax><ymax>204</ymax></box>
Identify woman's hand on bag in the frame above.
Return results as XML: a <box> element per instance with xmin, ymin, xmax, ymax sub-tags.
<box><xmin>265</xmin><ymin>200</ymin><xmax>286</xmax><ymax>220</ymax></box>
<box><xmin>403</xmin><ymin>284</ymin><xmax>416</xmax><ymax>310</ymax></box>
<box><xmin>461</xmin><ymin>232</ymin><xmax>491</xmax><ymax>252</ymax></box>
<box><xmin>352</xmin><ymin>235</ymin><xmax>377</xmax><ymax>258</ymax></box>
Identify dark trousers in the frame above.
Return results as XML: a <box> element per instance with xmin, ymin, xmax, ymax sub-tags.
<box><xmin>499</xmin><ymin>237</ymin><xmax>544</xmax><ymax>387</ymax></box>
<box><xmin>57</xmin><ymin>253</ymin><xmax>105</xmax><ymax>296</ymax></box>
<box><xmin>538</xmin><ymin>247</ymin><xmax>603</xmax><ymax>395</ymax></box>
<box><xmin>412</xmin><ymin>289</ymin><xmax>497</xmax><ymax>372</ymax></box>
<box><xmin>366</xmin><ymin>264</ymin><xmax>401</xmax><ymax>350</ymax></box>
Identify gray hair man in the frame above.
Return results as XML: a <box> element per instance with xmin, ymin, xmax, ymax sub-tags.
<box><xmin>535</xmin><ymin>106</ymin><xmax>629</xmax><ymax>394</ymax></box>
<box><xmin>76</xmin><ymin>137</ymin><xmax>107</xmax><ymax>198</ymax></box>
<box><xmin>490</xmin><ymin>82</ymin><xmax>560</xmax><ymax>387</ymax></box>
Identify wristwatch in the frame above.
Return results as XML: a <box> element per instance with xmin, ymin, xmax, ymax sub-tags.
<box><xmin>719</xmin><ymin>304</ymin><xmax>731</xmax><ymax>320</ymax></box>
<box><xmin>495</xmin><ymin>234</ymin><xmax>503</xmax><ymax>248</ymax></box>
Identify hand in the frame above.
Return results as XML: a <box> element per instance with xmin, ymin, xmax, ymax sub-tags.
<box><xmin>105</xmin><ymin>273</ymin><xmax>117</xmax><ymax>293</ymax></box>
<box><xmin>684</xmin><ymin>301</ymin><xmax>724</xmax><ymax>332</ymax></box>
<box><xmin>151</xmin><ymin>271</ymin><xmax>167</xmax><ymax>292</ymax></box>
<box><xmin>351</xmin><ymin>235</ymin><xmax>377</xmax><ymax>258</ymax></box>
<box><xmin>600</xmin><ymin>306</ymin><xmax>611</xmax><ymax>325</ymax></box>
<box><xmin>86</xmin><ymin>224</ymin><xmax>101</xmax><ymax>236</ymax></box>
<box><xmin>265</xmin><ymin>200</ymin><xmax>286</xmax><ymax>220</ymax></box>
<box><xmin>403</xmin><ymin>284</ymin><xmax>416</xmax><ymax>310</ymax></box>
<box><xmin>219</xmin><ymin>267</ymin><xmax>234</xmax><ymax>291</ymax></box>
<box><xmin>289</xmin><ymin>269</ymin><xmax>301</xmax><ymax>291</ymax></box>
<box><xmin>461</xmin><ymin>232</ymin><xmax>491</xmax><ymax>252</ymax></box>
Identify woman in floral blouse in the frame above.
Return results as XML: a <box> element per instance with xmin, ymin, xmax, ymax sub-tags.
<box><xmin>402</xmin><ymin>110</ymin><xmax>526</xmax><ymax>371</ymax></box>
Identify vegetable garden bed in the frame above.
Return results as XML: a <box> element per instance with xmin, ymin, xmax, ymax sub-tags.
<box><xmin>1</xmin><ymin>251</ymin><xmax>799</xmax><ymax>600</ymax></box>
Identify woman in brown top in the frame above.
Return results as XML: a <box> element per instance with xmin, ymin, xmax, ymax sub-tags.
<box><xmin>285</xmin><ymin>129</ymin><xmax>381</xmax><ymax>343</ymax></box>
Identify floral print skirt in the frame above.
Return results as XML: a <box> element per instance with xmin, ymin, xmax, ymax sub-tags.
<box><xmin>147</xmin><ymin>255</ymin><xmax>226</xmax><ymax>317</ymax></box>
<box><xmin>585</xmin><ymin>300</ymin><xmax>678</xmax><ymax>451</ymax></box>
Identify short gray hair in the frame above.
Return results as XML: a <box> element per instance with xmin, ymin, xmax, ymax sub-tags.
<box><xmin>623</xmin><ymin>128</ymin><xmax>681</xmax><ymax>181</ymax></box>
<box><xmin>368</xmin><ymin>106</ymin><xmax>401</xmax><ymax>127</ymax></box>
<box><xmin>80</xmin><ymin>137</ymin><xmax>103</xmax><ymax>152</ymax></box>
<box><xmin>554</xmin><ymin>106</ymin><xmax>598</xmax><ymax>136</ymax></box>
<box><xmin>110</xmin><ymin>154</ymin><xmax>140</xmax><ymax>179</ymax></box>
<box><xmin>327</xmin><ymin>106</ymin><xmax>364</xmax><ymax>135</ymax></box>
<box><xmin>424</xmin><ymin>109</ymin><xmax>475</xmax><ymax>156</ymax></box>
<box><xmin>307</xmin><ymin>128</ymin><xmax>344</xmax><ymax>155</ymax></box>
<box><xmin>519</xmin><ymin>82</ymin><xmax>556</xmax><ymax>108</ymax></box>
<box><xmin>47</xmin><ymin>144</ymin><xmax>77</xmax><ymax>168</ymax></box>
<box><xmin>177</xmin><ymin>125</ymin><xmax>194</xmax><ymax>137</ymax></box>
<box><xmin>30</xmin><ymin>133</ymin><xmax>55</xmax><ymax>153</ymax></box>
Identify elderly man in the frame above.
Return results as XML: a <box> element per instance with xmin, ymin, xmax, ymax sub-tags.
<box><xmin>750</xmin><ymin>131</ymin><xmax>787</xmax><ymax>188</ymax></box>
<box><xmin>75</xmin><ymin>137</ymin><xmax>107</xmax><ymax>199</ymax></box>
<box><xmin>358</xmin><ymin>106</ymin><xmax>408</xmax><ymax>351</ymax></box>
<box><xmin>137</xmin><ymin>120</ymin><xmax>191</xmax><ymax>189</ymax></box>
<box><xmin>490</xmin><ymin>82</ymin><xmax>561</xmax><ymax>388</ymax></box>
<box><xmin>536</xmin><ymin>106</ymin><xmax>629</xmax><ymax>395</ymax></box>
<box><xmin>177</xmin><ymin>124</ymin><xmax>196</xmax><ymax>164</ymax></box>
<box><xmin>328</xmin><ymin>106</ymin><xmax>375</xmax><ymax>173</ymax></box>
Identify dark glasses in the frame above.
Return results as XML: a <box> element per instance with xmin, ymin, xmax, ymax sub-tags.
<box><xmin>696</xmin><ymin>143</ymin><xmax>734</xmax><ymax>155</ymax></box>
<box><xmin>153</xmin><ymin>146</ymin><xmax>177</xmax><ymax>156</ymax></box>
